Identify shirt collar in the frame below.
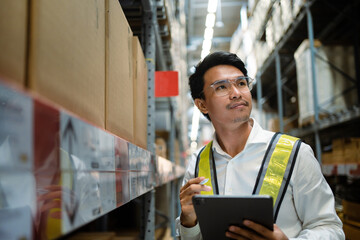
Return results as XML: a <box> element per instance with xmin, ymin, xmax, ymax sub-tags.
<box><xmin>212</xmin><ymin>118</ymin><xmax>270</xmax><ymax>155</ymax></box>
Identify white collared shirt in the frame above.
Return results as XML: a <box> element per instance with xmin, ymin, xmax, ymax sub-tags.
<box><xmin>176</xmin><ymin>118</ymin><xmax>344</xmax><ymax>239</ymax></box>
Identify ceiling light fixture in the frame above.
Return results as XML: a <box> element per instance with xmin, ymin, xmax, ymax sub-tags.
<box><xmin>207</xmin><ymin>0</ymin><xmax>218</xmax><ymax>13</ymax></box>
<box><xmin>215</xmin><ymin>0</ymin><xmax>224</xmax><ymax>28</ymax></box>
<box><xmin>204</xmin><ymin>27</ymin><xmax>214</xmax><ymax>40</ymax></box>
<box><xmin>205</xmin><ymin>13</ymin><xmax>216</xmax><ymax>28</ymax></box>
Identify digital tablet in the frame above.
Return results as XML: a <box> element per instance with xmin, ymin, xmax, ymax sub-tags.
<box><xmin>192</xmin><ymin>195</ymin><xmax>273</xmax><ymax>240</ymax></box>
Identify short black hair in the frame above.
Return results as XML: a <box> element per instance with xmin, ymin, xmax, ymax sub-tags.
<box><xmin>189</xmin><ymin>51</ymin><xmax>248</xmax><ymax>121</ymax></box>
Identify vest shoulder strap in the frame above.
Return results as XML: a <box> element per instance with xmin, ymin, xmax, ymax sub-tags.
<box><xmin>195</xmin><ymin>133</ymin><xmax>302</xmax><ymax>222</ymax></box>
<box><xmin>195</xmin><ymin>141</ymin><xmax>219</xmax><ymax>195</ymax></box>
<box><xmin>252</xmin><ymin>132</ymin><xmax>301</xmax><ymax>222</ymax></box>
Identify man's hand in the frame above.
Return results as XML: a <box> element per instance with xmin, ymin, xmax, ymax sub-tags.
<box><xmin>225</xmin><ymin>220</ymin><xmax>289</xmax><ymax>240</ymax></box>
<box><xmin>179</xmin><ymin>177</ymin><xmax>212</xmax><ymax>228</ymax></box>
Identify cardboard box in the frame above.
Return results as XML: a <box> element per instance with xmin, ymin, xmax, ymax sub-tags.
<box><xmin>343</xmin><ymin>199</ymin><xmax>360</xmax><ymax>222</ymax></box>
<box><xmin>344</xmin><ymin>138</ymin><xmax>360</xmax><ymax>164</ymax></box>
<box><xmin>330</xmin><ymin>138</ymin><xmax>360</xmax><ymax>164</ymax></box>
<box><xmin>28</xmin><ymin>0</ymin><xmax>106</xmax><ymax>128</ymax></box>
<box><xmin>105</xmin><ymin>0</ymin><xmax>134</xmax><ymax>142</ymax></box>
<box><xmin>268</xmin><ymin>117</ymin><xmax>297</xmax><ymax>133</ymax></box>
<box><xmin>343</xmin><ymin>222</ymin><xmax>360</xmax><ymax>240</ymax></box>
<box><xmin>132</xmin><ymin>36</ymin><xmax>148</xmax><ymax>149</ymax></box>
<box><xmin>321</xmin><ymin>152</ymin><xmax>333</xmax><ymax>165</ymax></box>
<box><xmin>0</xmin><ymin>0</ymin><xmax>28</xmax><ymax>85</ymax></box>
<box><xmin>156</xmin><ymin>137</ymin><xmax>167</xmax><ymax>158</ymax></box>
<box><xmin>67</xmin><ymin>232</ymin><xmax>116</xmax><ymax>240</ymax></box>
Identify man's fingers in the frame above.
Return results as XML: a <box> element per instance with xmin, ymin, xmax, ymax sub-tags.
<box><xmin>226</xmin><ymin>226</ymin><xmax>251</xmax><ymax>240</ymax></box>
<box><xmin>180</xmin><ymin>177</ymin><xmax>212</xmax><ymax>197</ymax></box>
<box><xmin>243</xmin><ymin>220</ymin><xmax>271</xmax><ymax>237</ymax></box>
<box><xmin>180</xmin><ymin>177</ymin><xmax>205</xmax><ymax>191</ymax></box>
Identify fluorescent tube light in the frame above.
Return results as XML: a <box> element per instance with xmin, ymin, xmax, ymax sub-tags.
<box><xmin>207</xmin><ymin>0</ymin><xmax>218</xmax><ymax>13</ymax></box>
<box><xmin>204</xmin><ymin>27</ymin><xmax>214</xmax><ymax>40</ymax></box>
<box><xmin>205</xmin><ymin>13</ymin><xmax>216</xmax><ymax>28</ymax></box>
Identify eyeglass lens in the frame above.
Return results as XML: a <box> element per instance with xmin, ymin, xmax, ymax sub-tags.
<box><xmin>212</xmin><ymin>77</ymin><xmax>251</xmax><ymax>96</ymax></box>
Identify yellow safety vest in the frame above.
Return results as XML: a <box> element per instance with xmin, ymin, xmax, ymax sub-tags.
<box><xmin>195</xmin><ymin>132</ymin><xmax>301</xmax><ymax>222</ymax></box>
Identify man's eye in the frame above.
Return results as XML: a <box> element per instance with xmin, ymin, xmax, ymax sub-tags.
<box><xmin>215</xmin><ymin>84</ymin><xmax>227</xmax><ymax>90</ymax></box>
<box><xmin>237</xmin><ymin>80</ymin><xmax>247</xmax><ymax>87</ymax></box>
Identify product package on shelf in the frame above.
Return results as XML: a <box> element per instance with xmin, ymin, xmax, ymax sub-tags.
<box><xmin>0</xmin><ymin>80</ymin><xmax>185</xmax><ymax>240</ymax></box>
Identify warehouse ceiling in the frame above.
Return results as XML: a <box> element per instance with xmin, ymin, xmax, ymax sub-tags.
<box><xmin>186</xmin><ymin>0</ymin><xmax>247</xmax><ymax>72</ymax></box>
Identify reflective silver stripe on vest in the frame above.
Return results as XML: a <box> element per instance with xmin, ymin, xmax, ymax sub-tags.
<box><xmin>253</xmin><ymin>133</ymin><xmax>301</xmax><ymax>222</ymax></box>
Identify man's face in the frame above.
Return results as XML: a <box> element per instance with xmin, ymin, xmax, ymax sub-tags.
<box><xmin>195</xmin><ymin>64</ymin><xmax>252</xmax><ymax>126</ymax></box>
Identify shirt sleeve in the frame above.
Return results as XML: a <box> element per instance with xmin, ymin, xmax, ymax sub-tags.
<box><xmin>291</xmin><ymin>143</ymin><xmax>345</xmax><ymax>240</ymax></box>
<box><xmin>175</xmin><ymin>217</ymin><xmax>202</xmax><ymax>240</ymax></box>
<box><xmin>175</xmin><ymin>151</ymin><xmax>203</xmax><ymax>240</ymax></box>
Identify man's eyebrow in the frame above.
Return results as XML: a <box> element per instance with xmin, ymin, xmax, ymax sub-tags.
<box><xmin>212</xmin><ymin>79</ymin><xmax>227</xmax><ymax>84</ymax></box>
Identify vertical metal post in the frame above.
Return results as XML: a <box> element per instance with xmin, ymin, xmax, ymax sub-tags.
<box><xmin>353</xmin><ymin>1</ymin><xmax>360</xmax><ymax>106</ymax></box>
<box><xmin>169</xmin><ymin>100</ymin><xmax>176</xmax><ymax>237</ymax></box>
<box><xmin>142</xmin><ymin>0</ymin><xmax>156</xmax><ymax>239</ymax></box>
<box><xmin>256</xmin><ymin>71</ymin><xmax>263</xmax><ymax>127</ymax></box>
<box><xmin>275</xmin><ymin>52</ymin><xmax>284</xmax><ymax>132</ymax></box>
<box><xmin>141</xmin><ymin>189</ymin><xmax>156</xmax><ymax>239</ymax></box>
<box><xmin>143</xmin><ymin>0</ymin><xmax>156</xmax><ymax>154</ymax></box>
<box><xmin>306</xmin><ymin>2</ymin><xmax>322</xmax><ymax>163</ymax></box>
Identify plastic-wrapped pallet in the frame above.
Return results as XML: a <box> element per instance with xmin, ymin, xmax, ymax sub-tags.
<box><xmin>254</xmin><ymin>40</ymin><xmax>270</xmax><ymax>67</ymax></box>
<box><xmin>280</xmin><ymin>0</ymin><xmax>294</xmax><ymax>34</ymax></box>
<box><xmin>295</xmin><ymin>39</ymin><xmax>333</xmax><ymax>126</ymax></box>
<box><xmin>265</xmin><ymin>15</ymin><xmax>275</xmax><ymax>51</ymax></box>
<box><xmin>322</xmin><ymin>45</ymin><xmax>357</xmax><ymax>109</ymax></box>
<box><xmin>252</xmin><ymin>0</ymin><xmax>273</xmax><ymax>37</ymax></box>
<box><xmin>294</xmin><ymin>39</ymin><xmax>355</xmax><ymax>126</ymax></box>
<box><xmin>272</xmin><ymin>1</ymin><xmax>284</xmax><ymax>43</ymax></box>
<box><xmin>293</xmin><ymin>0</ymin><xmax>305</xmax><ymax>18</ymax></box>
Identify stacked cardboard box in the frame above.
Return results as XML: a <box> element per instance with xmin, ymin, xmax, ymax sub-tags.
<box><xmin>105</xmin><ymin>0</ymin><xmax>134</xmax><ymax>142</ymax></box>
<box><xmin>322</xmin><ymin>138</ymin><xmax>360</xmax><ymax>165</ymax></box>
<box><xmin>0</xmin><ymin>0</ymin><xmax>148</xmax><ymax>146</ymax></box>
<box><xmin>268</xmin><ymin>117</ymin><xmax>297</xmax><ymax>133</ymax></box>
<box><xmin>67</xmin><ymin>232</ymin><xmax>116</xmax><ymax>240</ymax></box>
<box><xmin>0</xmin><ymin>0</ymin><xmax>28</xmax><ymax>85</ymax></box>
<box><xmin>341</xmin><ymin>200</ymin><xmax>360</xmax><ymax>239</ymax></box>
<box><xmin>29</xmin><ymin>0</ymin><xmax>106</xmax><ymax>128</ymax></box>
<box><xmin>132</xmin><ymin>36</ymin><xmax>148</xmax><ymax>149</ymax></box>
<box><xmin>67</xmin><ymin>232</ymin><xmax>139</xmax><ymax>240</ymax></box>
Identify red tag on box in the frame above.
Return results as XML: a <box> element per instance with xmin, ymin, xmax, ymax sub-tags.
<box><xmin>155</xmin><ymin>71</ymin><xmax>179</xmax><ymax>97</ymax></box>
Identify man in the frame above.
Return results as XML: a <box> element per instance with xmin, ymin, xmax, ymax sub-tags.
<box><xmin>176</xmin><ymin>51</ymin><xmax>344</xmax><ymax>239</ymax></box>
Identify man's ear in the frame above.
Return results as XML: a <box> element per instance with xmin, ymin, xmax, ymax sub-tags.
<box><xmin>194</xmin><ymin>98</ymin><xmax>208</xmax><ymax>114</ymax></box>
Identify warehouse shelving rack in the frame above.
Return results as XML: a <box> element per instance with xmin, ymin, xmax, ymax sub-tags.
<box><xmin>0</xmin><ymin>0</ymin><xmax>185</xmax><ymax>239</ymax></box>
<box><xmin>253</xmin><ymin>0</ymin><xmax>360</xmax><ymax>165</ymax></box>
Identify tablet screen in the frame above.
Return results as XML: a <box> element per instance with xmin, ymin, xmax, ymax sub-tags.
<box><xmin>192</xmin><ymin>195</ymin><xmax>273</xmax><ymax>240</ymax></box>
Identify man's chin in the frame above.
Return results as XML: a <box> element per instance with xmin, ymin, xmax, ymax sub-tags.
<box><xmin>232</xmin><ymin>116</ymin><xmax>250</xmax><ymax>123</ymax></box>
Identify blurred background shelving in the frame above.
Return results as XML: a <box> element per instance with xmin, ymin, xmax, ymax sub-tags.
<box><xmin>1</xmin><ymin>0</ymin><xmax>360</xmax><ymax>239</ymax></box>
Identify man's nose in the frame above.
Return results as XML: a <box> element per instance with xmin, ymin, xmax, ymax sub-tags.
<box><xmin>229</xmin><ymin>83</ymin><xmax>242</xmax><ymax>98</ymax></box>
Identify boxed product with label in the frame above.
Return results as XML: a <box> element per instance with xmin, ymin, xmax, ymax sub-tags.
<box><xmin>28</xmin><ymin>0</ymin><xmax>106</xmax><ymax>128</ymax></box>
<box><xmin>105</xmin><ymin>0</ymin><xmax>134</xmax><ymax>142</ymax></box>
